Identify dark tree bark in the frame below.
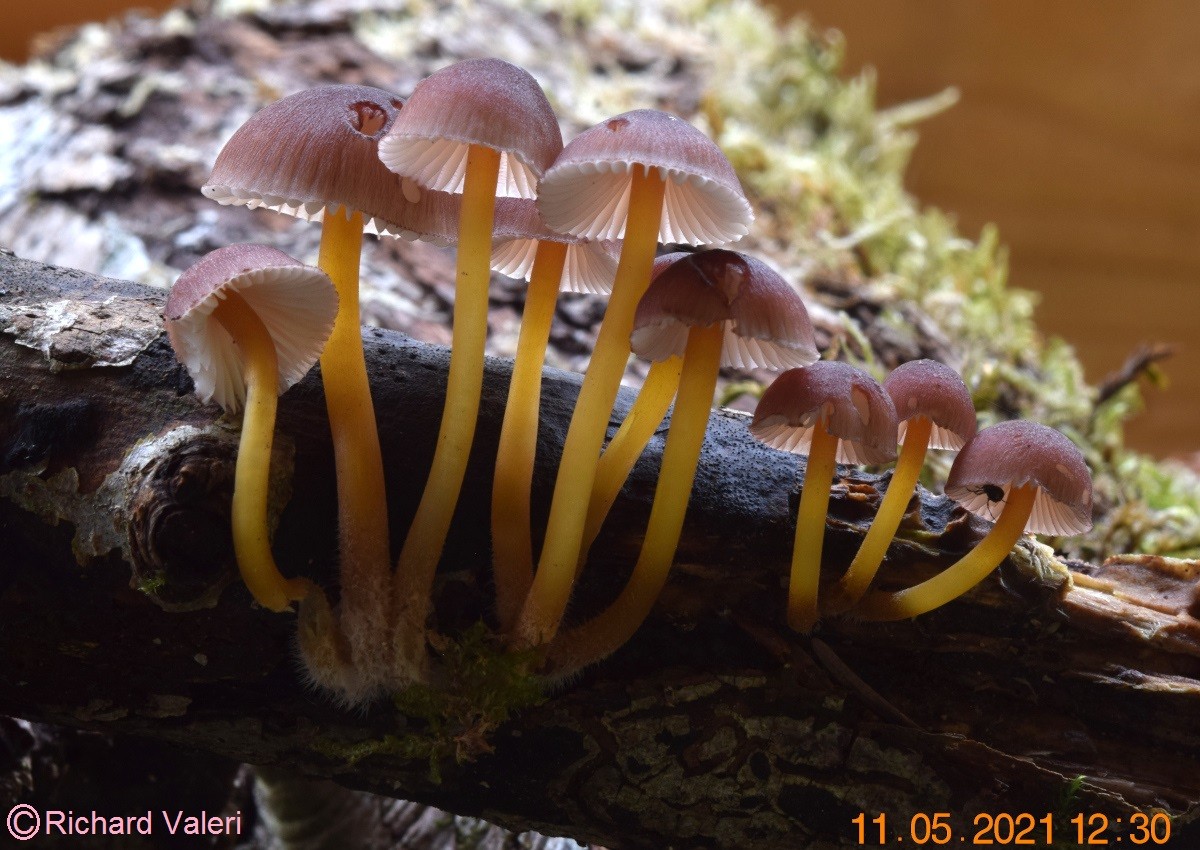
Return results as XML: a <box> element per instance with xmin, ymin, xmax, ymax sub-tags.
<box><xmin>2</xmin><ymin>254</ymin><xmax>1199</xmax><ymax>849</ymax></box>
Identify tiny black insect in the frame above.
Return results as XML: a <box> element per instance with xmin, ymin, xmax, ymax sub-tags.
<box><xmin>965</xmin><ymin>483</ymin><xmax>1007</xmax><ymax>520</ymax></box>
<box><xmin>979</xmin><ymin>484</ymin><xmax>1005</xmax><ymax>503</ymax></box>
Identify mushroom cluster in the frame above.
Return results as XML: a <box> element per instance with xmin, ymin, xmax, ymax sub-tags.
<box><xmin>164</xmin><ymin>57</ymin><xmax>1094</xmax><ymax>703</ymax></box>
<box><xmin>747</xmin><ymin>360</ymin><xmax>1093</xmax><ymax>637</ymax></box>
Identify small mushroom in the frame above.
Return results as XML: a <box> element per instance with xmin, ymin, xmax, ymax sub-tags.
<box><xmin>580</xmin><ymin>252</ymin><xmax>690</xmax><ymax>570</ymax></box>
<box><xmin>828</xmin><ymin>359</ymin><xmax>977</xmax><ymax>611</ymax></box>
<box><xmin>858</xmin><ymin>419</ymin><xmax>1093</xmax><ymax>620</ymax></box>
<box><xmin>490</xmin><ymin>198</ymin><xmax>620</xmax><ymax>297</ymax></box>
<box><xmin>550</xmin><ymin>249</ymin><xmax>817</xmax><ymax>673</ymax></box>
<box><xmin>516</xmin><ymin>110</ymin><xmax>754</xmax><ymax>649</ymax></box>
<box><xmin>164</xmin><ymin>244</ymin><xmax>337</xmax><ymax>612</ymax></box>
<box><xmin>489</xmin><ymin>199</ymin><xmax>620</xmax><ymax>632</ymax></box>
<box><xmin>584</xmin><ymin>250</ymin><xmax>818</xmax><ymax>562</ymax></box>
<box><xmin>378</xmin><ymin>59</ymin><xmax>562</xmax><ymax>673</ymax></box>
<box><xmin>203</xmin><ymin>84</ymin><xmax>459</xmax><ymax>683</ymax></box>
<box><xmin>750</xmin><ymin>362</ymin><xmax>898</xmax><ymax>633</ymax></box>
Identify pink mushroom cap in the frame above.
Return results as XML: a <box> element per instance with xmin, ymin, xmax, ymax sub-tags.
<box><xmin>884</xmin><ymin>358</ymin><xmax>977</xmax><ymax>451</ymax></box>
<box><xmin>630</xmin><ymin>250</ymin><xmax>819</xmax><ymax>370</ymax></box>
<box><xmin>750</xmin><ymin>361</ymin><xmax>899</xmax><ymax>465</ymax></box>
<box><xmin>945</xmin><ymin>420</ymin><xmax>1093</xmax><ymax>536</ymax></box>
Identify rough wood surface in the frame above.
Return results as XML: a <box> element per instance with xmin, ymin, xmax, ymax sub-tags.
<box><xmin>2</xmin><ymin>254</ymin><xmax>1198</xmax><ymax>849</ymax></box>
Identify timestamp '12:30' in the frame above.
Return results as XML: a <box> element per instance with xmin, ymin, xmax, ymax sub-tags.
<box><xmin>851</xmin><ymin>811</ymin><xmax>1172</xmax><ymax>845</ymax></box>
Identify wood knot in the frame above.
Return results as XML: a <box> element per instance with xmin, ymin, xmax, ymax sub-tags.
<box><xmin>128</xmin><ymin>433</ymin><xmax>236</xmax><ymax>611</ymax></box>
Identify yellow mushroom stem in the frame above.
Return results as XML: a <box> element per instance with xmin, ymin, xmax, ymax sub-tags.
<box><xmin>548</xmin><ymin>323</ymin><xmax>723</xmax><ymax>675</ymax></box>
<box><xmin>855</xmin><ymin>483</ymin><xmax>1038</xmax><ymax>621</ymax></box>
<box><xmin>789</xmin><ymin>422</ymin><xmax>840</xmax><ymax>633</ymax></box>
<box><xmin>211</xmin><ymin>290</ymin><xmax>312</xmax><ymax>612</ymax></box>
<box><xmin>513</xmin><ymin>165</ymin><xmax>667</xmax><ymax>649</ymax></box>
<box><xmin>827</xmin><ymin>415</ymin><xmax>934</xmax><ymax>612</ymax></box>
<box><xmin>317</xmin><ymin>208</ymin><xmax>392</xmax><ymax>660</ymax></box>
<box><xmin>578</xmin><ymin>355</ymin><xmax>683</xmax><ymax>571</ymax></box>
<box><xmin>395</xmin><ymin>143</ymin><xmax>503</xmax><ymax>668</ymax></box>
<box><xmin>491</xmin><ymin>239</ymin><xmax>569</xmax><ymax>633</ymax></box>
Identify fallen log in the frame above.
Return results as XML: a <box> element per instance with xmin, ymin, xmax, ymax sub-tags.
<box><xmin>1</xmin><ymin>253</ymin><xmax>1198</xmax><ymax>849</ymax></box>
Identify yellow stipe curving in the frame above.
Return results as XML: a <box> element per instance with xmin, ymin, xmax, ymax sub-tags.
<box><xmin>513</xmin><ymin>165</ymin><xmax>667</xmax><ymax>649</ymax></box>
<box><xmin>789</xmin><ymin>424</ymin><xmax>840</xmax><ymax>633</ymax></box>
<box><xmin>317</xmin><ymin>208</ymin><xmax>392</xmax><ymax>665</ymax></box>
<box><xmin>395</xmin><ymin>144</ymin><xmax>502</xmax><ymax>670</ymax></box>
<box><xmin>212</xmin><ymin>290</ymin><xmax>311</xmax><ymax>612</ymax></box>
<box><xmin>550</xmin><ymin>323</ymin><xmax>724</xmax><ymax>674</ymax></box>
<box><xmin>491</xmin><ymin>239</ymin><xmax>569</xmax><ymax>633</ymax></box>
<box><xmin>856</xmin><ymin>483</ymin><xmax>1038</xmax><ymax>621</ymax></box>
<box><xmin>829</xmin><ymin>415</ymin><xmax>933</xmax><ymax>612</ymax></box>
<box><xmin>580</xmin><ymin>355</ymin><xmax>683</xmax><ymax>569</ymax></box>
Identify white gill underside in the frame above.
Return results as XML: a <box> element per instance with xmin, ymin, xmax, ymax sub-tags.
<box><xmin>537</xmin><ymin>162</ymin><xmax>753</xmax><ymax>245</ymax></box>
<box><xmin>898</xmin><ymin>419</ymin><xmax>968</xmax><ymax>451</ymax></box>
<box><xmin>750</xmin><ymin>416</ymin><xmax>882</xmax><ymax>466</ymax></box>
<box><xmin>175</xmin><ymin>266</ymin><xmax>336</xmax><ymax>413</ymax></box>
<box><xmin>946</xmin><ymin>482</ymin><xmax>1090</xmax><ymax>537</ymax></box>
<box><xmin>376</xmin><ymin>137</ymin><xmax>537</xmax><ymax>198</ymax></box>
<box><xmin>490</xmin><ymin>237</ymin><xmax>617</xmax><ymax>295</ymax></box>
<box><xmin>630</xmin><ymin>321</ymin><xmax>821</xmax><ymax>371</ymax></box>
<box><xmin>199</xmin><ymin>185</ymin><xmax>452</xmax><ymax>245</ymax></box>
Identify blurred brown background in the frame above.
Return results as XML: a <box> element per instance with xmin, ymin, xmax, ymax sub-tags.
<box><xmin>1</xmin><ymin>2</ymin><xmax>176</xmax><ymax>60</ymax></box>
<box><xmin>776</xmin><ymin>0</ymin><xmax>1198</xmax><ymax>458</ymax></box>
<box><xmin>4</xmin><ymin>1</ymin><xmax>1196</xmax><ymax>457</ymax></box>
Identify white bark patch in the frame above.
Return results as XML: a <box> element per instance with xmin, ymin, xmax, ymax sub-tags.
<box><xmin>0</xmin><ymin>422</ymin><xmax>294</xmax><ymax>612</ymax></box>
<box><xmin>0</xmin><ymin>295</ymin><xmax>161</xmax><ymax>372</ymax></box>
<box><xmin>0</xmin><ymin>425</ymin><xmax>214</xmax><ymax>565</ymax></box>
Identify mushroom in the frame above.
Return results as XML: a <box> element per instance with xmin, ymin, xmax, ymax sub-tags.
<box><xmin>548</xmin><ymin>249</ymin><xmax>818</xmax><ymax>673</ymax></box>
<box><xmin>377</xmin><ymin>59</ymin><xmax>562</xmax><ymax>672</ymax></box>
<box><xmin>857</xmin><ymin>419</ymin><xmax>1093</xmax><ymax>621</ymax></box>
<box><xmin>488</xmin><ymin>198</ymin><xmax>620</xmax><ymax>632</ymax></box>
<box><xmin>164</xmin><ymin>244</ymin><xmax>337</xmax><ymax>612</ymax></box>
<box><xmin>203</xmin><ymin>84</ymin><xmax>458</xmax><ymax>681</ymax></box>
<box><xmin>490</xmin><ymin>199</ymin><xmax>620</xmax><ymax>297</ymax></box>
<box><xmin>828</xmin><ymin>358</ymin><xmax>977</xmax><ymax>611</ymax></box>
<box><xmin>515</xmin><ymin>109</ymin><xmax>754</xmax><ymax>649</ymax></box>
<box><xmin>578</xmin><ymin>252</ymin><xmax>690</xmax><ymax>562</ymax></box>
<box><xmin>582</xmin><ymin>358</ymin><xmax>681</xmax><ymax>568</ymax></box>
<box><xmin>582</xmin><ymin>250</ymin><xmax>817</xmax><ymax>565</ymax></box>
<box><xmin>750</xmin><ymin>362</ymin><xmax>898</xmax><ymax>633</ymax></box>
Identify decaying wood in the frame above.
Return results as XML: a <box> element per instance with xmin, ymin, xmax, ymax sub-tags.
<box><xmin>2</xmin><ymin>254</ymin><xmax>1198</xmax><ymax>849</ymax></box>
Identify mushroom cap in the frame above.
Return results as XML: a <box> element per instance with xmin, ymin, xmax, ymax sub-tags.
<box><xmin>536</xmin><ymin>109</ymin><xmax>754</xmax><ymax>245</ymax></box>
<box><xmin>630</xmin><ymin>249</ymin><xmax>819</xmax><ymax>370</ymax></box>
<box><xmin>488</xmin><ymin>198</ymin><xmax>620</xmax><ymax>294</ymax></box>
<box><xmin>165</xmin><ymin>244</ymin><xmax>338</xmax><ymax>414</ymax></box>
<box><xmin>749</xmin><ymin>361</ymin><xmax>898</xmax><ymax>465</ymax></box>
<box><xmin>651</xmin><ymin>251</ymin><xmax>693</xmax><ymax>276</ymax></box>
<box><xmin>202</xmin><ymin>84</ymin><xmax>461</xmax><ymax>242</ymax></box>
<box><xmin>944</xmin><ymin>420</ymin><xmax>1093</xmax><ymax>536</ymax></box>
<box><xmin>884</xmin><ymin>359</ymin><xmax>977</xmax><ymax>450</ymax></box>
<box><xmin>377</xmin><ymin>58</ymin><xmax>562</xmax><ymax>199</ymax></box>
